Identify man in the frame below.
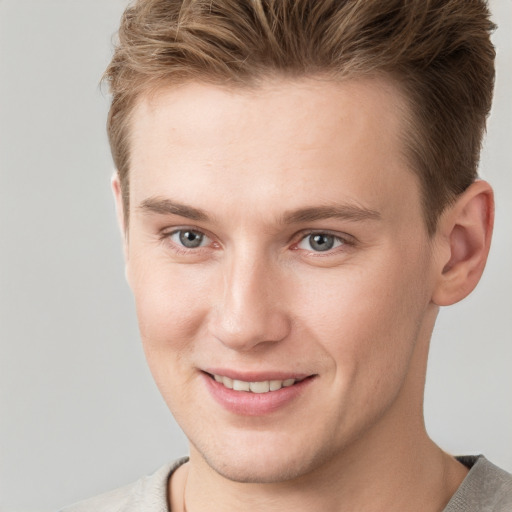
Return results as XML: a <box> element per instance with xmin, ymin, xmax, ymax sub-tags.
<box><xmin>63</xmin><ymin>0</ymin><xmax>512</xmax><ymax>510</ymax></box>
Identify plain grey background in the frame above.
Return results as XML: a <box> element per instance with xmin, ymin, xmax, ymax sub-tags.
<box><xmin>0</xmin><ymin>1</ymin><xmax>510</xmax><ymax>511</ymax></box>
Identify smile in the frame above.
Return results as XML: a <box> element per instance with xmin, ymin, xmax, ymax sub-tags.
<box><xmin>203</xmin><ymin>371</ymin><xmax>315</xmax><ymax>415</ymax></box>
<box><xmin>211</xmin><ymin>374</ymin><xmax>301</xmax><ymax>393</ymax></box>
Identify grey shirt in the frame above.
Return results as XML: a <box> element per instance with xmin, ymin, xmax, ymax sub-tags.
<box><xmin>60</xmin><ymin>455</ymin><xmax>512</xmax><ymax>511</ymax></box>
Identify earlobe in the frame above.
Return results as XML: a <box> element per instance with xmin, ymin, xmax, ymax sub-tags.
<box><xmin>432</xmin><ymin>180</ymin><xmax>494</xmax><ymax>306</ymax></box>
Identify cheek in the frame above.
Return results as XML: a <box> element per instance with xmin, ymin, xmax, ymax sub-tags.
<box><xmin>295</xmin><ymin>256</ymin><xmax>430</xmax><ymax>395</ymax></box>
<box><xmin>129</xmin><ymin>263</ymin><xmax>215</xmax><ymax>419</ymax></box>
<box><xmin>128</xmin><ymin>253</ymin><xmax>212</xmax><ymax>368</ymax></box>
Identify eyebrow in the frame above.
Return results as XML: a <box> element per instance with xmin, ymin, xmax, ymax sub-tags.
<box><xmin>281</xmin><ymin>205</ymin><xmax>381</xmax><ymax>224</ymax></box>
<box><xmin>138</xmin><ymin>197</ymin><xmax>381</xmax><ymax>224</ymax></box>
<box><xmin>138</xmin><ymin>197</ymin><xmax>210</xmax><ymax>221</ymax></box>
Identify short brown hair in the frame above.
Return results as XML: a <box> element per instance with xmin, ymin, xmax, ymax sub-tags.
<box><xmin>104</xmin><ymin>0</ymin><xmax>495</xmax><ymax>234</ymax></box>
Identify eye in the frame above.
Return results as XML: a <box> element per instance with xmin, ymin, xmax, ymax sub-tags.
<box><xmin>169</xmin><ymin>229</ymin><xmax>211</xmax><ymax>249</ymax></box>
<box><xmin>297</xmin><ymin>233</ymin><xmax>344</xmax><ymax>252</ymax></box>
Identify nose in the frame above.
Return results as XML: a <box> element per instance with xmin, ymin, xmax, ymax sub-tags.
<box><xmin>209</xmin><ymin>251</ymin><xmax>291</xmax><ymax>352</ymax></box>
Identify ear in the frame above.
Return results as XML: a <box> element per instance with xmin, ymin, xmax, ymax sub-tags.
<box><xmin>432</xmin><ymin>180</ymin><xmax>494</xmax><ymax>306</ymax></box>
<box><xmin>111</xmin><ymin>172</ymin><xmax>129</xmax><ymax>262</ymax></box>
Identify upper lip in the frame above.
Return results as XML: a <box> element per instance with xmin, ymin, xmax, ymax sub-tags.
<box><xmin>202</xmin><ymin>369</ymin><xmax>313</xmax><ymax>382</ymax></box>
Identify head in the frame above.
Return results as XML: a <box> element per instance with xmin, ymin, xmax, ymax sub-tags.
<box><xmin>104</xmin><ymin>0</ymin><xmax>495</xmax><ymax>485</ymax></box>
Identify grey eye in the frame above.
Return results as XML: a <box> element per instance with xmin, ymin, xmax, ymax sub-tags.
<box><xmin>297</xmin><ymin>233</ymin><xmax>343</xmax><ymax>252</ymax></box>
<box><xmin>171</xmin><ymin>230</ymin><xmax>207</xmax><ymax>248</ymax></box>
<box><xmin>309</xmin><ymin>234</ymin><xmax>335</xmax><ymax>251</ymax></box>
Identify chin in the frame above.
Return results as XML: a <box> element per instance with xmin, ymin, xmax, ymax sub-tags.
<box><xmin>191</xmin><ymin>431</ymin><xmax>335</xmax><ymax>484</ymax></box>
<box><xmin>204</xmin><ymin>454</ymin><xmax>315</xmax><ymax>484</ymax></box>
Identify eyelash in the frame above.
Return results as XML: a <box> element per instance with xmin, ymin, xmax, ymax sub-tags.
<box><xmin>160</xmin><ymin>228</ymin><xmax>354</xmax><ymax>256</ymax></box>
<box><xmin>160</xmin><ymin>228</ymin><xmax>215</xmax><ymax>255</ymax></box>
<box><xmin>293</xmin><ymin>230</ymin><xmax>354</xmax><ymax>255</ymax></box>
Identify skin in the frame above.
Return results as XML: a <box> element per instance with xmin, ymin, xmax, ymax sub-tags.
<box><xmin>113</xmin><ymin>77</ymin><xmax>493</xmax><ymax>511</ymax></box>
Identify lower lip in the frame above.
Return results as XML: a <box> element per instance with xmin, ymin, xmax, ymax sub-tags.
<box><xmin>202</xmin><ymin>373</ymin><xmax>314</xmax><ymax>416</ymax></box>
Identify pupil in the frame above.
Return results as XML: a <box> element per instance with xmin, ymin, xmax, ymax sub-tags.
<box><xmin>179</xmin><ymin>230</ymin><xmax>203</xmax><ymax>248</ymax></box>
<box><xmin>310</xmin><ymin>234</ymin><xmax>334</xmax><ymax>251</ymax></box>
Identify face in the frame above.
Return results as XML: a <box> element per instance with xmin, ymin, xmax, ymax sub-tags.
<box><xmin>120</xmin><ymin>78</ymin><xmax>441</xmax><ymax>483</ymax></box>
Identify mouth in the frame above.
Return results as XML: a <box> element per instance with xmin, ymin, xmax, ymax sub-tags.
<box><xmin>202</xmin><ymin>371</ymin><xmax>316</xmax><ymax>415</ymax></box>
<box><xmin>208</xmin><ymin>373</ymin><xmax>307</xmax><ymax>394</ymax></box>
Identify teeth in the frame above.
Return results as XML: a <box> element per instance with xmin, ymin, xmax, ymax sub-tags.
<box><xmin>269</xmin><ymin>380</ymin><xmax>282</xmax><ymax>391</ymax></box>
<box><xmin>222</xmin><ymin>376</ymin><xmax>233</xmax><ymax>389</ymax></box>
<box><xmin>213</xmin><ymin>374</ymin><xmax>297</xmax><ymax>393</ymax></box>
<box><xmin>233</xmin><ymin>379</ymin><xmax>250</xmax><ymax>391</ymax></box>
<box><xmin>249</xmin><ymin>381</ymin><xmax>270</xmax><ymax>393</ymax></box>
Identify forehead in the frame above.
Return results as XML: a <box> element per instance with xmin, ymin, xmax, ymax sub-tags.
<box><xmin>128</xmin><ymin>77</ymin><xmax>420</xmax><ymax>228</ymax></box>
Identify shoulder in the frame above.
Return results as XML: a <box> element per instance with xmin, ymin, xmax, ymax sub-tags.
<box><xmin>58</xmin><ymin>458</ymin><xmax>188</xmax><ymax>512</ymax></box>
<box><xmin>444</xmin><ymin>455</ymin><xmax>512</xmax><ymax>512</ymax></box>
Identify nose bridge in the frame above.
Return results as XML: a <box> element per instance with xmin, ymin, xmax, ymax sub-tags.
<box><xmin>211</xmin><ymin>244</ymin><xmax>290</xmax><ymax>351</ymax></box>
